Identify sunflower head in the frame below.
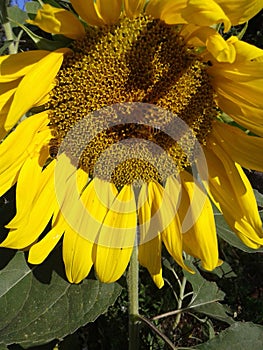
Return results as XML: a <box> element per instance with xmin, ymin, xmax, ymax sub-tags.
<box><xmin>0</xmin><ymin>0</ymin><xmax>263</xmax><ymax>287</ymax></box>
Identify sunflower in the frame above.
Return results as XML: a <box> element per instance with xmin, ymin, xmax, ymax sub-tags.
<box><xmin>0</xmin><ymin>0</ymin><xmax>263</xmax><ymax>288</ymax></box>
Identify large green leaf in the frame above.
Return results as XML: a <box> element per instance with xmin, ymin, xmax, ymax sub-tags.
<box><xmin>0</xmin><ymin>250</ymin><xmax>122</xmax><ymax>349</ymax></box>
<box><xmin>215</xmin><ymin>211</ymin><xmax>263</xmax><ymax>253</ymax></box>
<box><xmin>184</xmin><ymin>261</ymin><xmax>233</xmax><ymax>325</ymax></box>
<box><xmin>196</xmin><ymin>322</ymin><xmax>263</xmax><ymax>349</ymax></box>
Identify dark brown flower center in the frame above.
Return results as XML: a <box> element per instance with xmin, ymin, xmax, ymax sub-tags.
<box><xmin>47</xmin><ymin>15</ymin><xmax>217</xmax><ymax>187</ymax></box>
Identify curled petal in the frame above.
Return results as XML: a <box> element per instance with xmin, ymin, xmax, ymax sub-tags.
<box><xmin>27</xmin><ymin>4</ymin><xmax>85</xmax><ymax>39</ymax></box>
<box><xmin>187</xmin><ymin>27</ymin><xmax>237</xmax><ymax>62</ymax></box>
<box><xmin>181</xmin><ymin>0</ymin><xmax>231</xmax><ymax>32</ymax></box>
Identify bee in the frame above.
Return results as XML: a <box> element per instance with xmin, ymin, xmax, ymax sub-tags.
<box><xmin>49</xmin><ymin>138</ymin><xmax>60</xmax><ymax>158</ymax></box>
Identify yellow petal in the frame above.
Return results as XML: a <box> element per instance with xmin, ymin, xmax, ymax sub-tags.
<box><xmin>203</xmin><ymin>146</ymin><xmax>263</xmax><ymax>248</ymax></box>
<box><xmin>212</xmin><ymin>121</ymin><xmax>263</xmax><ymax>172</ymax></box>
<box><xmin>0</xmin><ymin>112</ymin><xmax>48</xmax><ymax>166</ymax></box>
<box><xmin>95</xmin><ymin>244</ymin><xmax>134</xmax><ymax>283</ymax></box>
<box><xmin>217</xmin><ymin>96</ymin><xmax>263</xmax><ymax>138</ymax></box>
<box><xmin>216</xmin><ymin>0</ymin><xmax>263</xmax><ymax>25</ymax></box>
<box><xmin>0</xmin><ymin>80</ymin><xmax>18</xmax><ymax>137</ymax></box>
<box><xmin>124</xmin><ymin>0</ymin><xmax>145</xmax><ymax>18</ymax></box>
<box><xmin>181</xmin><ymin>0</ymin><xmax>231</xmax><ymax>32</ymax></box>
<box><xmin>138</xmin><ymin>234</ymin><xmax>164</xmax><ymax>288</ymax></box>
<box><xmin>186</xmin><ymin>27</ymin><xmax>237</xmax><ymax>62</ymax></box>
<box><xmin>5</xmin><ymin>49</ymin><xmax>68</xmax><ymax>131</ymax></box>
<box><xmin>137</xmin><ymin>182</ymin><xmax>159</xmax><ymax>241</ymax></box>
<box><xmin>71</xmin><ymin>0</ymin><xmax>104</xmax><ymax>26</ymax></box>
<box><xmin>207</xmin><ymin>35</ymin><xmax>237</xmax><ymax>63</ymax></box>
<box><xmin>1</xmin><ymin>163</ymin><xmax>56</xmax><ymax>249</ymax></box>
<box><xmin>209</xmin><ymin>60</ymin><xmax>263</xmax><ymax>136</ymax></box>
<box><xmin>229</xmin><ymin>38</ymin><xmax>263</xmax><ymax>63</ymax></box>
<box><xmin>7</xmin><ymin>156</ymin><xmax>43</xmax><ymax>228</ymax></box>
<box><xmin>63</xmin><ymin>224</ymin><xmax>94</xmax><ymax>283</ymax></box>
<box><xmin>96</xmin><ymin>184</ymin><xmax>137</xmax><ymax>248</ymax></box>
<box><xmin>96</xmin><ymin>0</ymin><xmax>122</xmax><ymax>24</ymax></box>
<box><xmin>162</xmin><ymin>176</ymin><xmax>194</xmax><ymax>272</ymax></box>
<box><xmin>28</xmin><ymin>213</ymin><xmax>65</xmax><ymax>265</ymax></box>
<box><xmin>27</xmin><ymin>4</ymin><xmax>85</xmax><ymax>40</ymax></box>
<box><xmin>138</xmin><ymin>180</ymin><xmax>178</xmax><ymax>242</ymax></box>
<box><xmin>0</xmin><ymin>112</ymin><xmax>50</xmax><ymax>196</ymax></box>
<box><xmin>0</xmin><ymin>95</ymin><xmax>13</xmax><ymax>139</ymax></box>
<box><xmin>0</xmin><ymin>50</ymin><xmax>50</xmax><ymax>82</ymax></box>
<box><xmin>94</xmin><ymin>185</ymin><xmax>137</xmax><ymax>283</ymax></box>
<box><xmin>179</xmin><ymin>171</ymin><xmax>219</xmax><ymax>270</ymax></box>
<box><xmin>0</xmin><ymin>80</ymin><xmax>18</xmax><ymax>110</ymax></box>
<box><xmin>146</xmin><ymin>0</ymin><xmax>187</xmax><ymax>24</ymax></box>
<box><xmin>57</xmin><ymin>172</ymin><xmax>117</xmax><ymax>244</ymax></box>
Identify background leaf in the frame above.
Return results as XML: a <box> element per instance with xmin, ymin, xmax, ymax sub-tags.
<box><xmin>0</xmin><ymin>345</ymin><xmax>8</xmax><ymax>350</ymax></box>
<box><xmin>196</xmin><ymin>322</ymin><xmax>263</xmax><ymax>349</ymax></box>
<box><xmin>25</xmin><ymin>1</ymin><xmax>41</xmax><ymax>15</ymax></box>
<box><xmin>184</xmin><ymin>260</ymin><xmax>233</xmax><ymax>324</ymax></box>
<box><xmin>0</xmin><ymin>250</ymin><xmax>122</xmax><ymax>349</ymax></box>
<box><xmin>254</xmin><ymin>189</ymin><xmax>263</xmax><ymax>208</ymax></box>
<box><xmin>7</xmin><ymin>6</ymin><xmax>28</xmax><ymax>26</ymax></box>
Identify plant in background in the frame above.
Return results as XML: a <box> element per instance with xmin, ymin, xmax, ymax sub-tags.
<box><xmin>0</xmin><ymin>1</ymin><xmax>263</xmax><ymax>349</ymax></box>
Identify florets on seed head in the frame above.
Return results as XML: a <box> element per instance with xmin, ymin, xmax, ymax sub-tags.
<box><xmin>47</xmin><ymin>15</ymin><xmax>217</xmax><ymax>187</ymax></box>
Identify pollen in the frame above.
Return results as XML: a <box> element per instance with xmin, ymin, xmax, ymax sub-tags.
<box><xmin>47</xmin><ymin>15</ymin><xmax>217</xmax><ymax>187</ymax></box>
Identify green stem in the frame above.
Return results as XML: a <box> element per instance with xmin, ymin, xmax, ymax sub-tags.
<box><xmin>128</xmin><ymin>240</ymin><xmax>139</xmax><ymax>350</ymax></box>
<box><xmin>2</xmin><ymin>21</ymin><xmax>16</xmax><ymax>54</ymax></box>
<box><xmin>1</xmin><ymin>0</ymin><xmax>16</xmax><ymax>54</ymax></box>
<box><xmin>174</xmin><ymin>276</ymin><xmax>187</xmax><ymax>328</ymax></box>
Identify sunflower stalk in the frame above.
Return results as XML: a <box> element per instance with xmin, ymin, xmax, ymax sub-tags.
<box><xmin>128</xmin><ymin>233</ymin><xmax>140</xmax><ymax>350</ymax></box>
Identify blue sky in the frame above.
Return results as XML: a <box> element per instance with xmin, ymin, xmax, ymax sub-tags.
<box><xmin>11</xmin><ymin>0</ymin><xmax>29</xmax><ymax>9</ymax></box>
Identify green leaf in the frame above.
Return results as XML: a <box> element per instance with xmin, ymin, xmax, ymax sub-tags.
<box><xmin>25</xmin><ymin>1</ymin><xmax>41</xmax><ymax>15</ymax></box>
<box><xmin>7</xmin><ymin>6</ymin><xmax>28</xmax><ymax>26</ymax></box>
<box><xmin>215</xmin><ymin>211</ymin><xmax>263</xmax><ymax>253</ymax></box>
<box><xmin>196</xmin><ymin>322</ymin><xmax>263</xmax><ymax>350</ymax></box>
<box><xmin>207</xmin><ymin>261</ymin><xmax>236</xmax><ymax>279</ymax></box>
<box><xmin>0</xmin><ymin>250</ymin><xmax>122</xmax><ymax>348</ymax></box>
<box><xmin>0</xmin><ymin>344</ymin><xmax>8</xmax><ymax>350</ymax></box>
<box><xmin>254</xmin><ymin>189</ymin><xmax>263</xmax><ymax>208</ymax></box>
<box><xmin>184</xmin><ymin>260</ymin><xmax>233</xmax><ymax>324</ymax></box>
